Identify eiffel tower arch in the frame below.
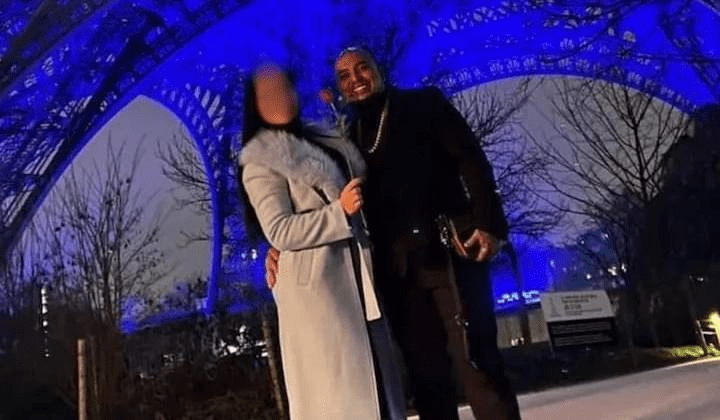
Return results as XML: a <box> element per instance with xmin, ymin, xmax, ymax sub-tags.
<box><xmin>0</xmin><ymin>0</ymin><xmax>718</xmax><ymax>314</ymax></box>
<box><xmin>393</xmin><ymin>1</ymin><xmax>720</xmax><ymax>111</ymax></box>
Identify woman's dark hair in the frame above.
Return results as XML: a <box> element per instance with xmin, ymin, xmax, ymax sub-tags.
<box><xmin>239</xmin><ymin>65</ymin><xmax>348</xmax><ymax>246</ymax></box>
<box><xmin>239</xmin><ymin>65</ymin><xmax>307</xmax><ymax>246</ymax></box>
<box><xmin>241</xmin><ymin>73</ymin><xmax>262</xmax><ymax>146</ymax></box>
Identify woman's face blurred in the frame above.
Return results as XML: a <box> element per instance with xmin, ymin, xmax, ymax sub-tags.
<box><xmin>254</xmin><ymin>64</ymin><xmax>299</xmax><ymax>125</ymax></box>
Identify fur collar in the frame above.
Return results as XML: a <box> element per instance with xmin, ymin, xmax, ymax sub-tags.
<box><xmin>239</xmin><ymin>127</ymin><xmax>366</xmax><ymax>199</ymax></box>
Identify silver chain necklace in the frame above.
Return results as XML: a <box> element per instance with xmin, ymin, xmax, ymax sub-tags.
<box><xmin>365</xmin><ymin>98</ymin><xmax>389</xmax><ymax>154</ymax></box>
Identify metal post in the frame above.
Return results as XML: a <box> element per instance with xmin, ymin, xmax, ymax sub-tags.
<box><xmin>78</xmin><ymin>338</ymin><xmax>87</xmax><ymax>420</ymax></box>
<box><xmin>687</xmin><ymin>276</ymin><xmax>709</xmax><ymax>355</ymax></box>
<box><xmin>262</xmin><ymin>305</ymin><xmax>286</xmax><ymax>419</ymax></box>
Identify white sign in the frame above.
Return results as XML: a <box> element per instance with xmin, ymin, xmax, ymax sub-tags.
<box><xmin>540</xmin><ymin>290</ymin><xmax>614</xmax><ymax>322</ymax></box>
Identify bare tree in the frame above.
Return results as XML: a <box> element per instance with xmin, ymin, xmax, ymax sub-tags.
<box><xmin>157</xmin><ymin>131</ymin><xmax>288</xmax><ymax>418</ymax></box>
<box><xmin>0</xmin><ymin>135</ymin><xmax>172</xmax><ymax>417</ymax></box>
<box><xmin>39</xmin><ymin>137</ymin><xmax>170</xmax><ymax>325</ymax></box>
<box><xmin>530</xmin><ymin>77</ymin><xmax>690</xmax><ymax>348</ymax></box>
<box><xmin>450</xmin><ymin>79</ymin><xmax>564</xmax><ymax>345</ymax></box>
<box><xmin>452</xmin><ymin>79</ymin><xmax>562</xmax><ymax>239</ymax></box>
<box><xmin>640</xmin><ymin>106</ymin><xmax>720</xmax><ymax>351</ymax></box>
<box><xmin>156</xmin><ymin>130</ymin><xmax>211</xmax><ymax>247</ymax></box>
<box><xmin>0</xmin><ymin>226</ymin><xmax>47</xmax><ymax>364</ymax></box>
<box><xmin>31</xmin><ymin>136</ymin><xmax>171</xmax><ymax>417</ymax></box>
<box><xmin>0</xmin><ymin>234</ymin><xmax>38</xmax><ymax>318</ymax></box>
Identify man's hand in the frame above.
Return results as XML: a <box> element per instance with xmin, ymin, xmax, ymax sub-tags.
<box><xmin>452</xmin><ymin>228</ymin><xmax>501</xmax><ymax>262</ymax></box>
<box><xmin>266</xmin><ymin>247</ymin><xmax>280</xmax><ymax>288</ymax></box>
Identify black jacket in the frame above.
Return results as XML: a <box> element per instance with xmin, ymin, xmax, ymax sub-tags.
<box><xmin>350</xmin><ymin>87</ymin><xmax>508</xmax><ymax>247</ymax></box>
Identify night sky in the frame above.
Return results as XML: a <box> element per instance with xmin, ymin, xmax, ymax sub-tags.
<box><xmin>32</xmin><ymin>95</ymin><xmax>212</xmax><ymax>296</ymax></box>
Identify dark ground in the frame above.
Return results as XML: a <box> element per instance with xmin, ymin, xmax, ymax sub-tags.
<box><xmin>5</xmin><ymin>344</ymin><xmax>718</xmax><ymax>419</ymax></box>
<box><xmin>503</xmin><ymin>343</ymin><xmax>720</xmax><ymax>394</ymax></box>
<box><xmin>417</xmin><ymin>342</ymin><xmax>720</xmax><ymax>416</ymax></box>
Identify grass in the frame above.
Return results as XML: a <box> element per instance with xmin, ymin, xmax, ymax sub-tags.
<box><xmin>662</xmin><ymin>345</ymin><xmax>720</xmax><ymax>358</ymax></box>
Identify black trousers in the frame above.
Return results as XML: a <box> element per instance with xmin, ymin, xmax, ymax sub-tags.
<box><xmin>452</xmin><ymin>256</ymin><xmax>522</xmax><ymax>420</ymax></box>
<box><xmin>382</xmin><ymin>278</ymin><xmax>460</xmax><ymax>420</ymax></box>
<box><xmin>376</xmin><ymin>248</ymin><xmax>522</xmax><ymax>420</ymax></box>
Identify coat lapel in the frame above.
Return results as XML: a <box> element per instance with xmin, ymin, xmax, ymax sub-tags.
<box><xmin>239</xmin><ymin>128</ymin><xmax>366</xmax><ymax>200</ymax></box>
<box><xmin>309</xmin><ymin>126</ymin><xmax>367</xmax><ymax>180</ymax></box>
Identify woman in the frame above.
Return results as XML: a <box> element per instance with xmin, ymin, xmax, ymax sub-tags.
<box><xmin>239</xmin><ymin>63</ymin><xmax>384</xmax><ymax>419</ymax></box>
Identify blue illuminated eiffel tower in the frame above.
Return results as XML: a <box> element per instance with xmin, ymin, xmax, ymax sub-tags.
<box><xmin>0</xmin><ymin>0</ymin><xmax>717</xmax><ymax>316</ymax></box>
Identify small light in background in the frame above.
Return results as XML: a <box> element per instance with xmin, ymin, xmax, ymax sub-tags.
<box><xmin>709</xmin><ymin>312</ymin><xmax>720</xmax><ymax>335</ymax></box>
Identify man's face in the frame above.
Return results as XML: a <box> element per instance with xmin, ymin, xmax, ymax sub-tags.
<box><xmin>335</xmin><ymin>52</ymin><xmax>381</xmax><ymax>103</ymax></box>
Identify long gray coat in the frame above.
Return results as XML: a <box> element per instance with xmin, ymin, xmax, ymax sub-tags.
<box><xmin>240</xmin><ymin>128</ymin><xmax>382</xmax><ymax>420</ymax></box>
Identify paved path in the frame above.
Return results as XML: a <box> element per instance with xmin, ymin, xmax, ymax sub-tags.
<box><xmin>409</xmin><ymin>357</ymin><xmax>720</xmax><ymax>420</ymax></box>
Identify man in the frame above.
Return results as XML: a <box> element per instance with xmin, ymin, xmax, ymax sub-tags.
<box><xmin>267</xmin><ymin>47</ymin><xmax>521</xmax><ymax>420</ymax></box>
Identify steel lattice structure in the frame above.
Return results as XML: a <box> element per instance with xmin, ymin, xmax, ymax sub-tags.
<box><xmin>1</xmin><ymin>0</ymin><xmax>718</xmax><ymax>314</ymax></box>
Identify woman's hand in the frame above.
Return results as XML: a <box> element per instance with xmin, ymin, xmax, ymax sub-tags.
<box><xmin>340</xmin><ymin>178</ymin><xmax>364</xmax><ymax>216</ymax></box>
